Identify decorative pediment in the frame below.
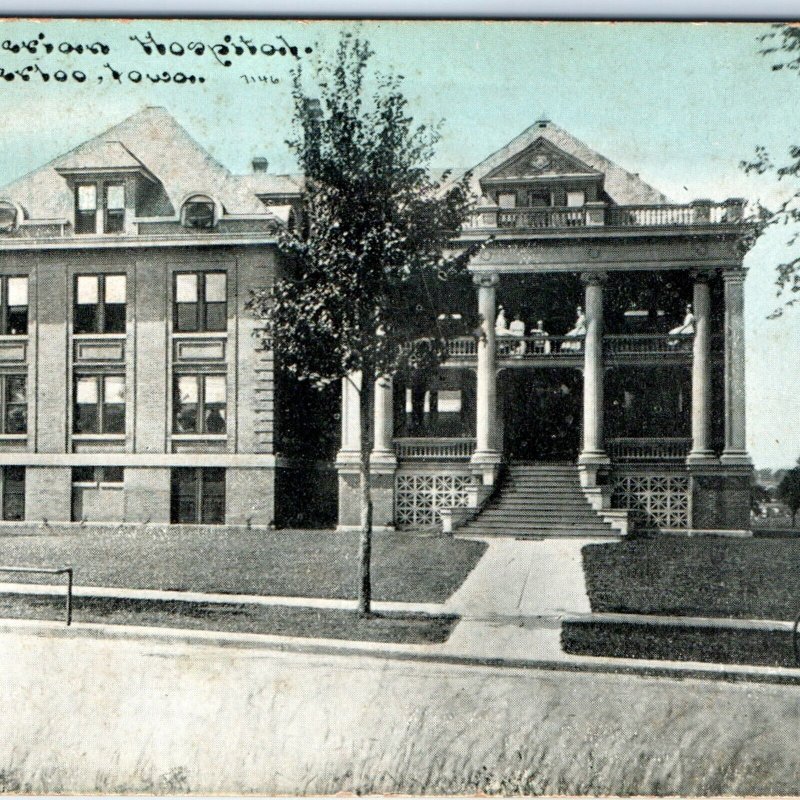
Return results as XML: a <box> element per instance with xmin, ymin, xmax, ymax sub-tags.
<box><xmin>482</xmin><ymin>138</ymin><xmax>602</xmax><ymax>183</ymax></box>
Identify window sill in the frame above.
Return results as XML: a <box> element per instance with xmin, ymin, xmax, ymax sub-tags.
<box><xmin>0</xmin><ymin>434</ymin><xmax>27</xmax><ymax>440</ymax></box>
<box><xmin>71</xmin><ymin>434</ymin><xmax>126</xmax><ymax>440</ymax></box>
<box><xmin>171</xmin><ymin>434</ymin><xmax>228</xmax><ymax>441</ymax></box>
<box><xmin>72</xmin><ymin>333</ymin><xmax>127</xmax><ymax>340</ymax></box>
<box><xmin>0</xmin><ymin>335</ymin><xmax>28</xmax><ymax>341</ymax></box>
<box><xmin>171</xmin><ymin>331</ymin><xmax>228</xmax><ymax>339</ymax></box>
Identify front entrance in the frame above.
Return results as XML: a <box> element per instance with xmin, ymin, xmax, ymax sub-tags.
<box><xmin>500</xmin><ymin>369</ymin><xmax>581</xmax><ymax>461</ymax></box>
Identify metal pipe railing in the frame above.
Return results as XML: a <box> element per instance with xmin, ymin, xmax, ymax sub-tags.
<box><xmin>0</xmin><ymin>566</ymin><xmax>73</xmax><ymax>625</ymax></box>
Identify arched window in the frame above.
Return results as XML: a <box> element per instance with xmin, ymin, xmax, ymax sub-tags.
<box><xmin>180</xmin><ymin>194</ymin><xmax>219</xmax><ymax>230</ymax></box>
<box><xmin>0</xmin><ymin>201</ymin><xmax>21</xmax><ymax>234</ymax></box>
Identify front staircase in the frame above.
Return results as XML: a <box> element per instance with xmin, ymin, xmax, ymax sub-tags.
<box><xmin>460</xmin><ymin>463</ymin><xmax>619</xmax><ymax>537</ymax></box>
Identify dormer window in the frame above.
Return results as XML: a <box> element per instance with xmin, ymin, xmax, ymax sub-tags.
<box><xmin>0</xmin><ymin>201</ymin><xmax>20</xmax><ymax>234</ymax></box>
<box><xmin>75</xmin><ymin>185</ymin><xmax>97</xmax><ymax>234</ymax></box>
<box><xmin>104</xmin><ymin>183</ymin><xmax>125</xmax><ymax>233</ymax></box>
<box><xmin>181</xmin><ymin>195</ymin><xmax>217</xmax><ymax>230</ymax></box>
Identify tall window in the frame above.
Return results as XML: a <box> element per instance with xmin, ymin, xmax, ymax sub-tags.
<box><xmin>1</xmin><ymin>276</ymin><xmax>27</xmax><ymax>335</ymax></box>
<box><xmin>75</xmin><ymin>184</ymin><xmax>97</xmax><ymax>234</ymax></box>
<box><xmin>74</xmin><ymin>374</ymin><xmax>125</xmax><ymax>434</ymax></box>
<box><xmin>0</xmin><ymin>375</ymin><xmax>26</xmax><ymax>434</ymax></box>
<box><xmin>174</xmin><ymin>272</ymin><xmax>227</xmax><ymax>333</ymax></box>
<box><xmin>171</xmin><ymin>467</ymin><xmax>225</xmax><ymax>524</ymax></box>
<box><xmin>2</xmin><ymin>466</ymin><xmax>24</xmax><ymax>521</ymax></box>
<box><xmin>74</xmin><ymin>274</ymin><xmax>126</xmax><ymax>334</ymax></box>
<box><xmin>173</xmin><ymin>374</ymin><xmax>226</xmax><ymax>434</ymax></box>
<box><xmin>104</xmin><ymin>183</ymin><xmax>125</xmax><ymax>233</ymax></box>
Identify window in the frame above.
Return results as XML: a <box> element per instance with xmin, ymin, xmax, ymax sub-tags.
<box><xmin>529</xmin><ymin>189</ymin><xmax>552</xmax><ymax>207</ymax></box>
<box><xmin>173</xmin><ymin>374</ymin><xmax>226</xmax><ymax>434</ymax></box>
<box><xmin>171</xmin><ymin>467</ymin><xmax>225</xmax><ymax>524</ymax></box>
<box><xmin>74</xmin><ymin>274</ymin><xmax>126</xmax><ymax>334</ymax></box>
<box><xmin>2</xmin><ymin>466</ymin><xmax>24</xmax><ymax>521</ymax></box>
<box><xmin>104</xmin><ymin>183</ymin><xmax>125</xmax><ymax>233</ymax></box>
<box><xmin>566</xmin><ymin>190</ymin><xmax>586</xmax><ymax>208</ymax></box>
<box><xmin>181</xmin><ymin>195</ymin><xmax>216</xmax><ymax>229</ymax></box>
<box><xmin>0</xmin><ymin>375</ymin><xmax>27</xmax><ymax>434</ymax></box>
<box><xmin>74</xmin><ymin>374</ymin><xmax>125</xmax><ymax>434</ymax></box>
<box><xmin>174</xmin><ymin>272</ymin><xmax>227</xmax><ymax>332</ymax></box>
<box><xmin>72</xmin><ymin>466</ymin><xmax>124</xmax><ymax>485</ymax></box>
<box><xmin>0</xmin><ymin>201</ymin><xmax>19</xmax><ymax>234</ymax></box>
<box><xmin>75</xmin><ymin>184</ymin><xmax>97</xmax><ymax>234</ymax></box>
<box><xmin>497</xmin><ymin>192</ymin><xmax>516</xmax><ymax>209</ymax></box>
<box><xmin>1</xmin><ymin>276</ymin><xmax>27</xmax><ymax>335</ymax></box>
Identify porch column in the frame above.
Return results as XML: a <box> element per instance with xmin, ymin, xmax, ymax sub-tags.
<box><xmin>688</xmin><ymin>272</ymin><xmax>716</xmax><ymax>463</ymax></box>
<box><xmin>337</xmin><ymin>372</ymin><xmax>361</xmax><ymax>458</ymax></box>
<box><xmin>721</xmin><ymin>268</ymin><xmax>751</xmax><ymax>465</ymax></box>
<box><xmin>372</xmin><ymin>375</ymin><xmax>396</xmax><ymax>465</ymax></box>
<box><xmin>471</xmin><ymin>272</ymin><xmax>502</xmax><ymax>479</ymax></box>
<box><xmin>579</xmin><ymin>272</ymin><xmax>609</xmax><ymax>466</ymax></box>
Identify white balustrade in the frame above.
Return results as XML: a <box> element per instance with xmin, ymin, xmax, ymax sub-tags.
<box><xmin>607</xmin><ymin>437</ymin><xmax>692</xmax><ymax>462</ymax></box>
<box><xmin>393</xmin><ymin>437</ymin><xmax>477</xmax><ymax>461</ymax></box>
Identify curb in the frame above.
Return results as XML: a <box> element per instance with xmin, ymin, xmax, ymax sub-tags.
<box><xmin>3</xmin><ymin>616</ymin><xmax>800</xmax><ymax>687</ymax></box>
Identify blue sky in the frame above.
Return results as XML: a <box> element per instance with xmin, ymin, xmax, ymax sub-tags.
<box><xmin>0</xmin><ymin>19</ymin><xmax>797</xmax><ymax>468</ymax></box>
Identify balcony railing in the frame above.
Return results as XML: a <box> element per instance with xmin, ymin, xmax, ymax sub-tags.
<box><xmin>393</xmin><ymin>437</ymin><xmax>476</xmax><ymax>461</ymax></box>
<box><xmin>607</xmin><ymin>437</ymin><xmax>692</xmax><ymax>462</ymax></box>
<box><xmin>474</xmin><ymin>199</ymin><xmax>745</xmax><ymax>231</ymax></box>
<box><xmin>604</xmin><ymin>333</ymin><xmax>693</xmax><ymax>356</ymax></box>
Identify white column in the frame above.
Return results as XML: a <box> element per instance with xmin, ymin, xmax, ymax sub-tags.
<box><xmin>579</xmin><ymin>272</ymin><xmax>608</xmax><ymax>465</ymax></box>
<box><xmin>688</xmin><ymin>273</ymin><xmax>716</xmax><ymax>463</ymax></box>
<box><xmin>336</xmin><ymin>371</ymin><xmax>361</xmax><ymax>463</ymax></box>
<box><xmin>471</xmin><ymin>273</ymin><xmax>502</xmax><ymax>475</ymax></box>
<box><xmin>372</xmin><ymin>375</ymin><xmax>396</xmax><ymax>465</ymax></box>
<box><xmin>721</xmin><ymin>269</ymin><xmax>751</xmax><ymax>465</ymax></box>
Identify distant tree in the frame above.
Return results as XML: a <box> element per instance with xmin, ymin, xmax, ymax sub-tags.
<box><xmin>776</xmin><ymin>462</ymin><xmax>800</xmax><ymax>527</ymax></box>
<box><xmin>750</xmin><ymin>482</ymin><xmax>772</xmax><ymax>516</ymax></box>
<box><xmin>741</xmin><ymin>24</ymin><xmax>800</xmax><ymax>315</ymax></box>
<box><xmin>248</xmin><ymin>32</ymin><xmax>481</xmax><ymax>615</ymax></box>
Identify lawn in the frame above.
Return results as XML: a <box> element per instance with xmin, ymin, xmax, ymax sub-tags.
<box><xmin>0</xmin><ymin>593</ymin><xmax>457</xmax><ymax>644</ymax></box>
<box><xmin>582</xmin><ymin>534</ymin><xmax>800</xmax><ymax>621</ymax></box>
<box><xmin>562</xmin><ymin>619</ymin><xmax>798</xmax><ymax>668</ymax></box>
<box><xmin>0</xmin><ymin>528</ymin><xmax>486</xmax><ymax>603</ymax></box>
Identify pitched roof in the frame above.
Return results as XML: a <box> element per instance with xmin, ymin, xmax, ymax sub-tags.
<box><xmin>466</xmin><ymin>119</ymin><xmax>672</xmax><ymax>205</ymax></box>
<box><xmin>0</xmin><ymin>106</ymin><xmax>274</xmax><ymax>220</ymax></box>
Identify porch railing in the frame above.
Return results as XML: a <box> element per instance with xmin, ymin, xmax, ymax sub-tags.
<box><xmin>607</xmin><ymin>437</ymin><xmax>692</xmax><ymax>462</ymax></box>
<box><xmin>393</xmin><ymin>437</ymin><xmax>476</xmax><ymax>461</ymax></box>
<box><xmin>604</xmin><ymin>333</ymin><xmax>693</xmax><ymax>356</ymax></box>
<box><xmin>480</xmin><ymin>199</ymin><xmax>744</xmax><ymax>231</ymax></box>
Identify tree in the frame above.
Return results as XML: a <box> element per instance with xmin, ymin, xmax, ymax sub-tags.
<box><xmin>740</xmin><ymin>24</ymin><xmax>800</xmax><ymax>315</ymax></box>
<box><xmin>750</xmin><ymin>481</ymin><xmax>772</xmax><ymax>516</ymax></box>
<box><xmin>248</xmin><ymin>33</ymin><xmax>481</xmax><ymax>615</ymax></box>
<box><xmin>777</xmin><ymin>461</ymin><xmax>800</xmax><ymax>527</ymax></box>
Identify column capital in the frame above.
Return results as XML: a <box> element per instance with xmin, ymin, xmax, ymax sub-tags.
<box><xmin>473</xmin><ymin>272</ymin><xmax>500</xmax><ymax>288</ymax></box>
<box><xmin>691</xmin><ymin>268</ymin><xmax>717</xmax><ymax>283</ymax></box>
<box><xmin>580</xmin><ymin>270</ymin><xmax>608</xmax><ymax>287</ymax></box>
<box><xmin>722</xmin><ymin>267</ymin><xmax>747</xmax><ymax>285</ymax></box>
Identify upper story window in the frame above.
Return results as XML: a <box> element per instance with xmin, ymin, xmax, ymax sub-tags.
<box><xmin>174</xmin><ymin>272</ymin><xmax>227</xmax><ymax>333</ymax></box>
<box><xmin>528</xmin><ymin>189</ymin><xmax>552</xmax><ymax>207</ymax></box>
<box><xmin>173</xmin><ymin>373</ymin><xmax>227</xmax><ymax>434</ymax></box>
<box><xmin>0</xmin><ymin>201</ymin><xmax>20</xmax><ymax>234</ymax></box>
<box><xmin>181</xmin><ymin>195</ymin><xmax>217</xmax><ymax>229</ymax></box>
<box><xmin>104</xmin><ymin>183</ymin><xmax>125</xmax><ymax>233</ymax></box>
<box><xmin>497</xmin><ymin>192</ymin><xmax>517</xmax><ymax>209</ymax></box>
<box><xmin>566</xmin><ymin>190</ymin><xmax>586</xmax><ymax>208</ymax></box>
<box><xmin>0</xmin><ymin>374</ymin><xmax>27</xmax><ymax>434</ymax></box>
<box><xmin>1</xmin><ymin>277</ymin><xmax>28</xmax><ymax>336</ymax></box>
<box><xmin>75</xmin><ymin>185</ymin><xmax>98</xmax><ymax>234</ymax></box>
<box><xmin>74</xmin><ymin>374</ymin><xmax>125</xmax><ymax>434</ymax></box>
<box><xmin>75</xmin><ymin>274</ymin><xmax>126</xmax><ymax>334</ymax></box>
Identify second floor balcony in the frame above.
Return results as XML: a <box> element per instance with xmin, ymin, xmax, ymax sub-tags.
<box><xmin>466</xmin><ymin>198</ymin><xmax>746</xmax><ymax>234</ymax></box>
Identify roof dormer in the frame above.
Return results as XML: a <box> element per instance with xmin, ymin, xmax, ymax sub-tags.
<box><xmin>55</xmin><ymin>141</ymin><xmax>159</xmax><ymax>235</ymax></box>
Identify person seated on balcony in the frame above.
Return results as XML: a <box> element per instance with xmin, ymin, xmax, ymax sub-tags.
<box><xmin>668</xmin><ymin>303</ymin><xmax>695</xmax><ymax>347</ymax></box>
<box><xmin>531</xmin><ymin>319</ymin><xmax>551</xmax><ymax>354</ymax></box>
<box><xmin>561</xmin><ymin>306</ymin><xmax>586</xmax><ymax>351</ymax></box>
<box><xmin>508</xmin><ymin>313</ymin><xmax>527</xmax><ymax>356</ymax></box>
<box><xmin>495</xmin><ymin>305</ymin><xmax>509</xmax><ymax>336</ymax></box>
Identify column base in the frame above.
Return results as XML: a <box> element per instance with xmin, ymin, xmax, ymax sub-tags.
<box><xmin>470</xmin><ymin>450</ymin><xmax>502</xmax><ymax>486</ymax></box>
<box><xmin>370</xmin><ymin>449</ymin><xmax>398</xmax><ymax>473</ymax></box>
<box><xmin>577</xmin><ymin>450</ymin><xmax>611</xmax><ymax>467</ymax></box>
<box><xmin>720</xmin><ymin>450</ymin><xmax>753</xmax><ymax>467</ymax></box>
<box><xmin>686</xmin><ymin>450</ymin><xmax>719</xmax><ymax>466</ymax></box>
<box><xmin>577</xmin><ymin>453</ymin><xmax>610</xmax><ymax>489</ymax></box>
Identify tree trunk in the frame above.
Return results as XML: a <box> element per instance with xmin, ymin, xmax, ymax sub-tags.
<box><xmin>357</xmin><ymin>364</ymin><xmax>375</xmax><ymax>616</ymax></box>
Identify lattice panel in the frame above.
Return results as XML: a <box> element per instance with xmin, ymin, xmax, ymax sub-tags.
<box><xmin>612</xmin><ymin>474</ymin><xmax>690</xmax><ymax>530</ymax></box>
<box><xmin>395</xmin><ymin>473</ymin><xmax>474</xmax><ymax>528</ymax></box>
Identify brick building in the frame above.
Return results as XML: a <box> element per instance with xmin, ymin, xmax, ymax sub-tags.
<box><xmin>0</xmin><ymin>107</ymin><xmax>302</xmax><ymax>526</ymax></box>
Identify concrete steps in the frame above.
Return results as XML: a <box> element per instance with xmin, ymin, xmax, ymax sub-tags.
<box><xmin>461</xmin><ymin>463</ymin><xmax>618</xmax><ymax>538</ymax></box>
